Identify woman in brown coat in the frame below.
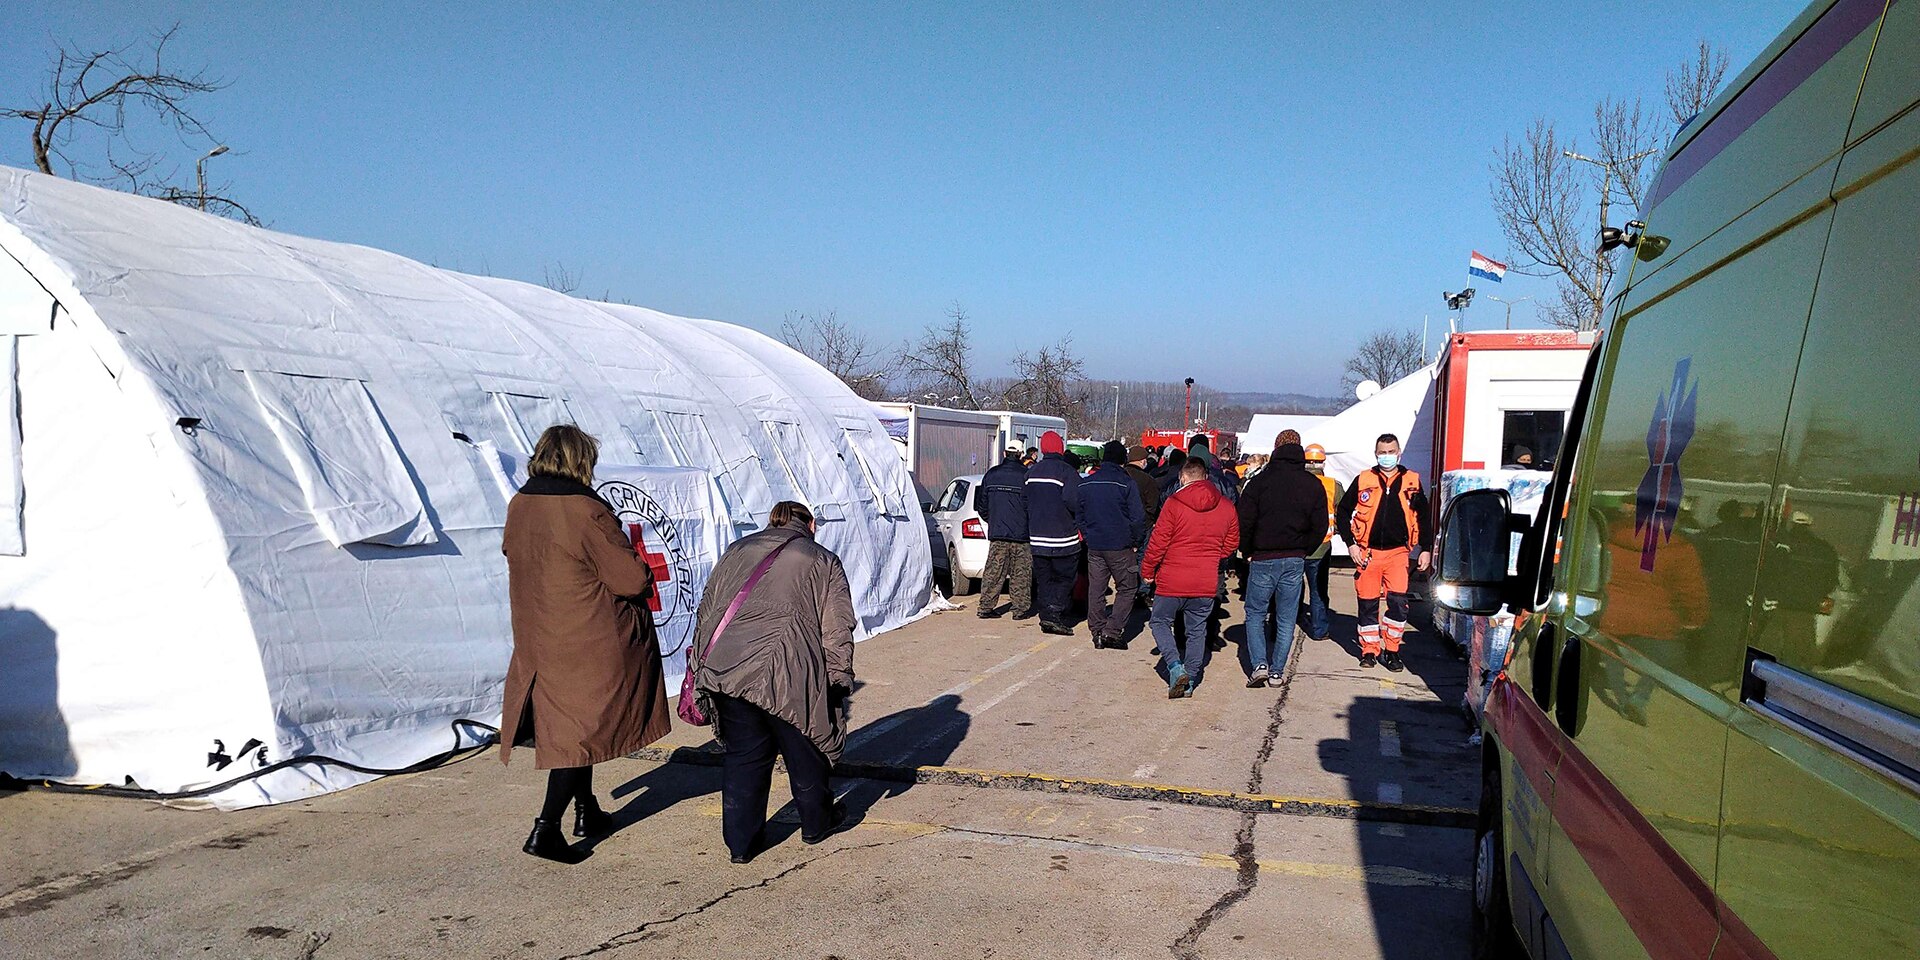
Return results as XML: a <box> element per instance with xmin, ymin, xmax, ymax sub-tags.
<box><xmin>690</xmin><ymin>501</ymin><xmax>857</xmax><ymax>863</ymax></box>
<box><xmin>500</xmin><ymin>425</ymin><xmax>671</xmax><ymax>863</ymax></box>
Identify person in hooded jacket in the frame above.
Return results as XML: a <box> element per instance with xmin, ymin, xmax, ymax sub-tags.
<box><xmin>1141</xmin><ymin>459</ymin><xmax>1240</xmax><ymax>698</ymax></box>
<box><xmin>975</xmin><ymin>447</ymin><xmax>1034</xmax><ymax>619</ymax></box>
<box><xmin>1079</xmin><ymin>440</ymin><xmax>1146</xmax><ymax>648</ymax></box>
<box><xmin>1025</xmin><ymin>431</ymin><xmax>1083</xmax><ymax>635</ymax></box>
<box><xmin>1236</xmin><ymin>441</ymin><xmax>1329</xmax><ymax>687</ymax></box>
<box><xmin>691</xmin><ymin>501</ymin><xmax>857</xmax><ymax>863</ymax></box>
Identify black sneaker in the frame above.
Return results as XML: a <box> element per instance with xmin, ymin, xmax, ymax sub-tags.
<box><xmin>1382</xmin><ymin>651</ymin><xmax>1406</xmax><ymax>673</ymax></box>
<box><xmin>1012</xmin><ymin>608</ymin><xmax>1039</xmax><ymax>621</ymax></box>
<box><xmin>1041</xmin><ymin>621</ymin><xmax>1073</xmax><ymax>636</ymax></box>
<box><xmin>1091</xmin><ymin>634</ymin><xmax>1106</xmax><ymax>649</ymax></box>
<box><xmin>1359</xmin><ymin>653</ymin><xmax>1379</xmax><ymax>669</ymax></box>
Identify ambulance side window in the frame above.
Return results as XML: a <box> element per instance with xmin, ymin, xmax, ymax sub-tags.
<box><xmin>1533</xmin><ymin>341</ymin><xmax>1605</xmax><ymax>608</ymax></box>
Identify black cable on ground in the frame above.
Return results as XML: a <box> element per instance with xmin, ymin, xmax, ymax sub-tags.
<box><xmin>1</xmin><ymin>719</ymin><xmax>500</xmax><ymax>802</ymax></box>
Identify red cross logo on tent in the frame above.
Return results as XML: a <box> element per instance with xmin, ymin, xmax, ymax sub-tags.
<box><xmin>629</xmin><ymin>523</ymin><xmax>671</xmax><ymax>613</ymax></box>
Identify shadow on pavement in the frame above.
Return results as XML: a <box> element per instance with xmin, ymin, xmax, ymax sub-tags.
<box><xmin>1316</xmin><ymin>692</ymin><xmax>1474</xmax><ymax>959</ymax></box>
<box><xmin>804</xmin><ymin>694</ymin><xmax>970</xmax><ymax>838</ymax></box>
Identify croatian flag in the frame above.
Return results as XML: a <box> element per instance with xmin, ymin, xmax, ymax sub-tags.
<box><xmin>1468</xmin><ymin>251</ymin><xmax>1508</xmax><ymax>283</ymax></box>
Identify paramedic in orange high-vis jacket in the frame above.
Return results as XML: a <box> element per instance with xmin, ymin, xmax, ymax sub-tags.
<box><xmin>1334</xmin><ymin>433</ymin><xmax>1431</xmax><ymax>672</ymax></box>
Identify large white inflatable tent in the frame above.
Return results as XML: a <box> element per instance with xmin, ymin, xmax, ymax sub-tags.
<box><xmin>0</xmin><ymin>167</ymin><xmax>932</xmax><ymax>807</ymax></box>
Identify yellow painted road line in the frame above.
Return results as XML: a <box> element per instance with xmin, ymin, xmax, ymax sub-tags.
<box><xmin>685</xmin><ymin>800</ymin><xmax>1465</xmax><ymax>890</ymax></box>
<box><xmin>627</xmin><ymin>748</ymin><xmax>1475</xmax><ymax>828</ymax></box>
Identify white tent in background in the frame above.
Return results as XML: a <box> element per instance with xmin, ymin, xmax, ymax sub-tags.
<box><xmin>0</xmin><ymin>167</ymin><xmax>933</xmax><ymax>808</ymax></box>
<box><xmin>1300</xmin><ymin>365</ymin><xmax>1439</xmax><ymax>553</ymax></box>
<box><xmin>1241</xmin><ymin>414</ymin><xmax>1331</xmax><ymax>455</ymax></box>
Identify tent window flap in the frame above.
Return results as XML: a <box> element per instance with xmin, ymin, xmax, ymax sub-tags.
<box><xmin>245</xmin><ymin>371</ymin><xmax>437</xmax><ymax>547</ymax></box>
<box><xmin>1</xmin><ymin>336</ymin><xmax>20</xmax><ymax>555</ymax></box>
<box><xmin>762</xmin><ymin>419</ymin><xmax>847</xmax><ymax>521</ymax></box>
<box><xmin>656</xmin><ymin>410</ymin><xmax>754</xmax><ymax>524</ymax></box>
<box><xmin>493</xmin><ymin>392</ymin><xmax>573</xmax><ymax>454</ymax></box>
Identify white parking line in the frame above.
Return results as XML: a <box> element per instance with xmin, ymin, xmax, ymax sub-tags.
<box><xmin>887</xmin><ymin>648</ymin><xmax>1081</xmax><ymax>763</ymax></box>
<box><xmin>848</xmin><ymin>635</ymin><xmax>1060</xmax><ymax>750</ymax></box>
<box><xmin>1379</xmin><ymin>720</ymin><xmax>1402</xmax><ymax>758</ymax></box>
<box><xmin>1378</xmin><ymin>782</ymin><xmax>1407</xmax><ymax>837</ymax></box>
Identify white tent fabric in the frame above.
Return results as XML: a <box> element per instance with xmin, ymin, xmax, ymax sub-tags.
<box><xmin>1301</xmin><ymin>363</ymin><xmax>1438</xmax><ymax>490</ymax></box>
<box><xmin>1299</xmin><ymin>365</ymin><xmax>1438</xmax><ymax>556</ymax></box>
<box><xmin>1241</xmin><ymin>414</ymin><xmax>1331</xmax><ymax>455</ymax></box>
<box><xmin>0</xmin><ymin>167</ymin><xmax>933</xmax><ymax>807</ymax></box>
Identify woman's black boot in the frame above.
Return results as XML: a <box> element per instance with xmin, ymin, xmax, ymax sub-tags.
<box><xmin>523</xmin><ymin>818</ymin><xmax>589</xmax><ymax>864</ymax></box>
<box><xmin>573</xmin><ymin>795</ymin><xmax>615</xmax><ymax>839</ymax></box>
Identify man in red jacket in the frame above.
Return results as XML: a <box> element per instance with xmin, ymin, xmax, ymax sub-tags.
<box><xmin>1141</xmin><ymin>459</ymin><xmax>1241</xmax><ymax>698</ymax></box>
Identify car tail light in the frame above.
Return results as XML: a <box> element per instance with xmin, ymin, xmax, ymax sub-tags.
<box><xmin>962</xmin><ymin>518</ymin><xmax>985</xmax><ymax>539</ymax></box>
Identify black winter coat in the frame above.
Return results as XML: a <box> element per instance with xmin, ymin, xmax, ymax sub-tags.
<box><xmin>1237</xmin><ymin>443</ymin><xmax>1329</xmax><ymax>560</ymax></box>
<box><xmin>977</xmin><ymin>456</ymin><xmax>1029</xmax><ymax>543</ymax></box>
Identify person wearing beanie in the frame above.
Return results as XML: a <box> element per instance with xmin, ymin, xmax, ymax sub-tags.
<box><xmin>1235</xmin><ymin>441</ymin><xmax>1329</xmax><ymax>688</ymax></box>
<box><xmin>1024</xmin><ymin>431</ymin><xmax>1083</xmax><ymax>635</ymax></box>
<box><xmin>1299</xmin><ymin>443</ymin><xmax>1342</xmax><ymax>643</ymax></box>
<box><xmin>1124</xmin><ymin>445</ymin><xmax>1162</xmax><ymax>530</ymax></box>
<box><xmin>1125</xmin><ymin>445</ymin><xmax>1164</xmax><ymax>607</ymax></box>
<box><xmin>976</xmin><ymin>445</ymin><xmax>1034</xmax><ymax>620</ymax></box>
<box><xmin>1077</xmin><ymin>440</ymin><xmax>1146</xmax><ymax>648</ymax></box>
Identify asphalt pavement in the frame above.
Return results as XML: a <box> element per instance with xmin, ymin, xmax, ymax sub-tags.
<box><xmin>0</xmin><ymin>572</ymin><xmax>1481</xmax><ymax>960</ymax></box>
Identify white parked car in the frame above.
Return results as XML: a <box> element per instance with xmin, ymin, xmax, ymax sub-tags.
<box><xmin>928</xmin><ymin>474</ymin><xmax>988</xmax><ymax>595</ymax></box>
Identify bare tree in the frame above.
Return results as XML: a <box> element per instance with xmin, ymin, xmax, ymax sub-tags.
<box><xmin>780</xmin><ymin>309</ymin><xmax>893</xmax><ymax>400</ymax></box>
<box><xmin>1666</xmin><ymin>40</ymin><xmax>1731</xmax><ymax>127</ymax></box>
<box><xmin>1003</xmin><ymin>336</ymin><xmax>1090</xmax><ymax>433</ymax></box>
<box><xmin>1491</xmin><ymin>120</ymin><xmax>1598</xmax><ymax>329</ymax></box>
<box><xmin>1491</xmin><ymin>43</ymin><xmax>1729</xmax><ymax>331</ymax></box>
<box><xmin>898</xmin><ymin>301</ymin><xmax>983</xmax><ymax>409</ymax></box>
<box><xmin>2</xmin><ymin>24</ymin><xmax>256</xmax><ymax>224</ymax></box>
<box><xmin>1341</xmin><ymin>330</ymin><xmax>1425</xmax><ymax>394</ymax></box>
<box><xmin>1491</xmin><ymin>103</ymin><xmax>1659</xmax><ymax>330</ymax></box>
<box><xmin>540</xmin><ymin>262</ymin><xmax>581</xmax><ymax>295</ymax></box>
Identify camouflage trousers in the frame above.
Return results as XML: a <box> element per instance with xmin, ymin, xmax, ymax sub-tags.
<box><xmin>978</xmin><ymin>540</ymin><xmax>1033</xmax><ymax>616</ymax></box>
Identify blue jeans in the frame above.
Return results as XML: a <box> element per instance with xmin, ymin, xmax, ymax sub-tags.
<box><xmin>1150</xmin><ymin>596</ymin><xmax>1212</xmax><ymax>682</ymax></box>
<box><xmin>1244</xmin><ymin>557</ymin><xmax>1305</xmax><ymax>672</ymax></box>
<box><xmin>1302</xmin><ymin>556</ymin><xmax>1330</xmax><ymax>640</ymax></box>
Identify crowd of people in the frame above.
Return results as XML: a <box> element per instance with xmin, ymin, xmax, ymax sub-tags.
<box><xmin>493</xmin><ymin>422</ymin><xmax>1431</xmax><ymax>865</ymax></box>
<box><xmin>977</xmin><ymin>428</ymin><xmax>1431</xmax><ymax>697</ymax></box>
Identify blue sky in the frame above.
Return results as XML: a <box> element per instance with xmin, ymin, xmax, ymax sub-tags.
<box><xmin>0</xmin><ymin>2</ymin><xmax>1803</xmax><ymax>395</ymax></box>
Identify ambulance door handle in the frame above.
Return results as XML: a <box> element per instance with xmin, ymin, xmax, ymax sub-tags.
<box><xmin>1553</xmin><ymin>634</ymin><xmax>1583</xmax><ymax>738</ymax></box>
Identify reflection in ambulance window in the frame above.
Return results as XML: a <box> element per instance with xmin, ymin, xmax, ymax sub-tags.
<box><xmin>1502</xmin><ymin>410</ymin><xmax>1566</xmax><ymax>469</ymax></box>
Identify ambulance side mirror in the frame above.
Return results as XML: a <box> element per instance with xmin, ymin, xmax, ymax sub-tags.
<box><xmin>1433</xmin><ymin>489</ymin><xmax>1518</xmax><ymax>616</ymax></box>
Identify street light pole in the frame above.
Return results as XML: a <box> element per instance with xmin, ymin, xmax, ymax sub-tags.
<box><xmin>196</xmin><ymin>144</ymin><xmax>229</xmax><ymax>211</ymax></box>
<box><xmin>1111</xmin><ymin>384</ymin><xmax>1120</xmax><ymax>441</ymax></box>
<box><xmin>1487</xmin><ymin>294</ymin><xmax>1532</xmax><ymax>330</ymax></box>
<box><xmin>1564</xmin><ymin>147</ymin><xmax>1655</xmax><ymax>331</ymax></box>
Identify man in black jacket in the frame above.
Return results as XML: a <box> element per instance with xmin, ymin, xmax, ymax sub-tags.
<box><xmin>1080</xmin><ymin>441</ymin><xmax>1146</xmax><ymax>649</ymax></box>
<box><xmin>1235</xmin><ymin>441</ymin><xmax>1328</xmax><ymax>687</ymax></box>
<box><xmin>1126</xmin><ymin>445</ymin><xmax>1163</xmax><ymax>606</ymax></box>
<box><xmin>975</xmin><ymin>448</ymin><xmax>1034</xmax><ymax>619</ymax></box>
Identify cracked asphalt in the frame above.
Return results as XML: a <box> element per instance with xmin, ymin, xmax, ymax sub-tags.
<box><xmin>0</xmin><ymin>576</ymin><xmax>1478</xmax><ymax>959</ymax></box>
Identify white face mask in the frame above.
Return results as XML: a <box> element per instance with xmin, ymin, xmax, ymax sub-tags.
<box><xmin>1376</xmin><ymin>453</ymin><xmax>1399</xmax><ymax>471</ymax></box>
